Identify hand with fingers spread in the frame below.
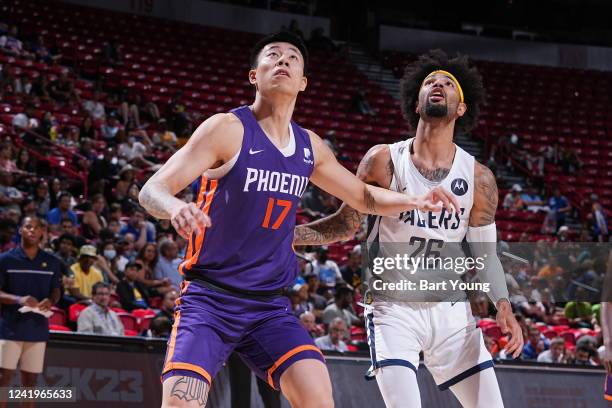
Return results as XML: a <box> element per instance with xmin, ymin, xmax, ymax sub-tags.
<box><xmin>170</xmin><ymin>202</ymin><xmax>212</xmax><ymax>240</ymax></box>
<box><xmin>496</xmin><ymin>299</ymin><xmax>524</xmax><ymax>359</ymax></box>
<box><xmin>415</xmin><ymin>186</ymin><xmax>461</xmax><ymax>213</ymax></box>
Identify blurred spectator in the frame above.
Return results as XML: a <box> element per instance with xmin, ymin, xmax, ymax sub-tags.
<box><xmin>564</xmin><ymin>289</ymin><xmax>593</xmax><ymax>329</ymax></box>
<box><xmin>0</xmin><ymin>219</ymin><xmax>17</xmax><ymax>252</ymax></box>
<box><xmin>305</xmin><ymin>247</ymin><xmax>342</xmax><ymax>288</ymax></box>
<box><xmin>79</xmin><ymin>116</ymin><xmax>98</xmax><ymax>140</ymax></box>
<box><xmin>156</xmin><ymin>289</ymin><xmax>178</xmax><ymax>324</ymax></box>
<box><xmin>152</xmin><ymin>119</ymin><xmax>177</xmax><ymax>150</ymax></box>
<box><xmin>299</xmin><ymin>311</ymin><xmax>324</xmax><ymax>338</ymax></box>
<box><xmin>0</xmin><ymin>216</ymin><xmax>62</xmax><ymax>389</ymax></box>
<box><xmin>154</xmin><ymin>239</ymin><xmax>182</xmax><ymax>289</ymax></box>
<box><xmin>589</xmin><ymin>201</ymin><xmax>608</xmax><ymax>242</ymax></box>
<box><xmin>548</xmin><ymin>187</ymin><xmax>571</xmax><ymax>230</ymax></box>
<box><xmin>148</xmin><ymin>316</ymin><xmax>171</xmax><ymax>338</ymax></box>
<box><xmin>351</xmin><ymin>90</ymin><xmax>376</xmax><ymax>116</ymax></box>
<box><xmin>521</xmin><ymin>186</ymin><xmax>548</xmax><ymax>213</ymax></box>
<box><xmin>521</xmin><ymin>326</ymin><xmax>548</xmax><ymax>360</ymax></box>
<box><xmin>536</xmin><ymin>337</ymin><xmax>567</xmax><ymax>363</ymax></box>
<box><xmin>0</xmin><ymin>171</ymin><xmax>24</xmax><ymax>215</ymax></box>
<box><xmin>322</xmin><ymin>285</ymin><xmax>360</xmax><ymax>329</ymax></box>
<box><xmin>572</xmin><ymin>344</ymin><xmax>596</xmax><ymax>366</ymax></box>
<box><xmin>53</xmin><ymin>233</ymin><xmax>76</xmax><ymax>267</ymax></box>
<box><xmin>304</xmin><ymin>273</ymin><xmax>326</xmax><ymax>320</ymax></box>
<box><xmin>15</xmin><ymin>148</ymin><xmax>36</xmax><ymax>174</ymax></box>
<box><xmin>88</xmin><ymin>147</ymin><xmax>119</xmax><ymax>190</ymax></box>
<box><xmin>503</xmin><ymin>184</ymin><xmax>524</xmax><ymax>210</ymax></box>
<box><xmin>11</xmin><ymin>106</ymin><xmax>38</xmax><ymax>135</ymax></box>
<box><xmin>101</xmin><ymin>115</ymin><xmax>122</xmax><ymax>141</ymax></box>
<box><xmin>59</xmin><ymin>218</ymin><xmax>86</xmax><ymax>247</ymax></box>
<box><xmin>68</xmin><ymin>245</ymin><xmax>104</xmax><ymax>300</ymax></box>
<box><xmin>0</xmin><ymin>26</ymin><xmax>28</xmax><ymax>57</ymax></box>
<box><xmin>116</xmin><ymin>164</ymin><xmax>135</xmax><ymax>201</ymax></box>
<box><xmin>120</xmin><ymin>207</ymin><xmax>155</xmax><ymax>250</ymax></box>
<box><xmin>537</xmin><ymin>256</ymin><xmax>564</xmax><ymax>281</ymax></box>
<box><xmin>31</xmin><ymin>35</ymin><xmax>59</xmax><ymax>64</ymax></box>
<box><xmin>31</xmin><ymin>74</ymin><xmax>51</xmax><ymax>102</ymax></box>
<box><xmin>301</xmin><ymin>186</ymin><xmax>326</xmax><ymax>216</ymax></box>
<box><xmin>135</xmin><ymin>243</ymin><xmax>171</xmax><ymax>295</ymax></box>
<box><xmin>315</xmin><ymin>317</ymin><xmax>348</xmax><ymax>352</ymax></box>
<box><xmin>168</xmin><ymin>91</ymin><xmax>192</xmax><ymax>137</ymax></box>
<box><xmin>340</xmin><ymin>245</ymin><xmax>362</xmax><ymax>287</ymax></box>
<box><xmin>49</xmin><ymin>72</ymin><xmax>79</xmax><ymax>104</ymax></box>
<box><xmin>82</xmin><ymin>90</ymin><xmax>106</xmax><ymax>121</ymax></box>
<box><xmin>93</xmin><ymin>242</ymin><xmax>120</xmax><ymax>285</ymax></box>
<box><xmin>81</xmin><ymin>194</ymin><xmax>109</xmax><ymax>240</ymax></box>
<box><xmin>46</xmin><ymin>192</ymin><xmax>78</xmax><ymax>234</ymax></box>
<box><xmin>77</xmin><ymin>282</ymin><xmax>124</xmax><ymax>336</ymax></box>
<box><xmin>116</xmin><ymin>262</ymin><xmax>149</xmax><ymax>311</ymax></box>
<box><xmin>102</xmin><ymin>40</ymin><xmax>122</xmax><ymax>65</ymax></box>
<box><xmin>290</xmin><ymin>282</ymin><xmax>310</xmax><ymax>317</ymax></box>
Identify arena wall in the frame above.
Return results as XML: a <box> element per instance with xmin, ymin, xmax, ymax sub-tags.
<box><xmin>18</xmin><ymin>333</ymin><xmax>608</xmax><ymax>407</ymax></box>
<box><xmin>380</xmin><ymin>25</ymin><xmax>612</xmax><ymax>71</ymax></box>
<box><xmin>61</xmin><ymin>0</ymin><xmax>330</xmax><ymax>38</ymax></box>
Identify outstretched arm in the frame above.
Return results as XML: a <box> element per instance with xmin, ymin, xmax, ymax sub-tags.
<box><xmin>294</xmin><ymin>144</ymin><xmax>392</xmax><ymax>246</ymax></box>
<box><xmin>307</xmin><ymin>131</ymin><xmax>458</xmax><ymax>218</ymax></box>
<box><xmin>139</xmin><ymin>113</ymin><xmax>242</xmax><ymax>239</ymax></box>
<box><xmin>468</xmin><ymin>162</ymin><xmax>522</xmax><ymax>358</ymax></box>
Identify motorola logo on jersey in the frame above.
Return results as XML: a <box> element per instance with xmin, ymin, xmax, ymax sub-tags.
<box><xmin>450</xmin><ymin>178</ymin><xmax>468</xmax><ymax>196</ymax></box>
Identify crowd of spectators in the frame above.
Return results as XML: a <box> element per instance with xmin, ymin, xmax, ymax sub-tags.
<box><xmin>0</xmin><ymin>19</ymin><xmax>607</xmax><ymax>371</ymax></box>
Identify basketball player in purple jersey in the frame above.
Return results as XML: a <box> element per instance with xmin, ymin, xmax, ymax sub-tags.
<box><xmin>602</xmin><ymin>250</ymin><xmax>611</xmax><ymax>401</ymax></box>
<box><xmin>139</xmin><ymin>32</ymin><xmax>459</xmax><ymax>408</ymax></box>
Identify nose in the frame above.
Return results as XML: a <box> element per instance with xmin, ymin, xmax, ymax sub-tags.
<box><xmin>276</xmin><ymin>55</ymin><xmax>290</xmax><ymax>67</ymax></box>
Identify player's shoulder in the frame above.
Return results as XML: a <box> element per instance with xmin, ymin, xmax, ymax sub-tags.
<box><xmin>199</xmin><ymin>112</ymin><xmax>243</xmax><ymax>136</ymax></box>
<box><xmin>356</xmin><ymin>144</ymin><xmax>392</xmax><ymax>186</ymax></box>
<box><xmin>474</xmin><ymin>160</ymin><xmax>496</xmax><ymax>185</ymax></box>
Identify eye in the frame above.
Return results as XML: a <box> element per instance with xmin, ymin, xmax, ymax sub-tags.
<box><xmin>290</xmin><ymin>55</ymin><xmax>298</xmax><ymax>60</ymax></box>
<box><xmin>446</xmin><ymin>80</ymin><xmax>454</xmax><ymax>87</ymax></box>
<box><xmin>267</xmin><ymin>51</ymin><xmax>279</xmax><ymax>57</ymax></box>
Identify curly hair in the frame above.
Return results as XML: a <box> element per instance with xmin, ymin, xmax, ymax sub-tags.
<box><xmin>400</xmin><ymin>49</ymin><xmax>485</xmax><ymax>136</ymax></box>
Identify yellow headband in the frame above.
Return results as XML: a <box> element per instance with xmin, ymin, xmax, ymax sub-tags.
<box><xmin>421</xmin><ymin>70</ymin><xmax>464</xmax><ymax>103</ymax></box>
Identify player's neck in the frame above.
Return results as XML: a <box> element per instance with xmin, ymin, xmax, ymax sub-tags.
<box><xmin>413</xmin><ymin>120</ymin><xmax>455</xmax><ymax>164</ymax></box>
<box><xmin>251</xmin><ymin>94</ymin><xmax>296</xmax><ymax>145</ymax></box>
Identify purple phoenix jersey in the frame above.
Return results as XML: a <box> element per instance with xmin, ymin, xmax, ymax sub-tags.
<box><xmin>162</xmin><ymin>106</ymin><xmax>324</xmax><ymax>389</ymax></box>
<box><xmin>179</xmin><ymin>105</ymin><xmax>314</xmax><ymax>291</ymax></box>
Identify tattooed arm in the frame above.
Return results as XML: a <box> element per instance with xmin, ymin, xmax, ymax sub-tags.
<box><xmin>469</xmin><ymin>161</ymin><xmax>498</xmax><ymax>227</ymax></box>
<box><xmin>294</xmin><ymin>144</ymin><xmax>393</xmax><ymax>245</ymax></box>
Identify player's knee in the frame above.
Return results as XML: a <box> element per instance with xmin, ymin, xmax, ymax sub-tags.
<box><xmin>290</xmin><ymin>384</ymin><xmax>334</xmax><ymax>408</ymax></box>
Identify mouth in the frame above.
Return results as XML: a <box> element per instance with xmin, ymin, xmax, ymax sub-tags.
<box><xmin>429</xmin><ymin>89</ymin><xmax>445</xmax><ymax>103</ymax></box>
<box><xmin>273</xmin><ymin>69</ymin><xmax>291</xmax><ymax>78</ymax></box>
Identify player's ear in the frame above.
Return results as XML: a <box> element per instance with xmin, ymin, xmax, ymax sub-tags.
<box><xmin>299</xmin><ymin>76</ymin><xmax>307</xmax><ymax>92</ymax></box>
<box><xmin>456</xmin><ymin>102</ymin><xmax>467</xmax><ymax>117</ymax></box>
<box><xmin>415</xmin><ymin>102</ymin><xmax>420</xmax><ymax>115</ymax></box>
<box><xmin>248</xmin><ymin>69</ymin><xmax>257</xmax><ymax>85</ymax></box>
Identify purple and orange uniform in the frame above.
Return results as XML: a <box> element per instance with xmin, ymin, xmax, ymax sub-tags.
<box><xmin>161</xmin><ymin>106</ymin><xmax>324</xmax><ymax>389</ymax></box>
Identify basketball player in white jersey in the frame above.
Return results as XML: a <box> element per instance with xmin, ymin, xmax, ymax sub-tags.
<box><xmin>294</xmin><ymin>50</ymin><xmax>524</xmax><ymax>407</ymax></box>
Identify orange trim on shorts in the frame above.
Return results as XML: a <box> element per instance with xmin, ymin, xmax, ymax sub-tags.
<box><xmin>605</xmin><ymin>394</ymin><xmax>612</xmax><ymax>401</ymax></box>
<box><xmin>164</xmin><ymin>309</ymin><xmax>182</xmax><ymax>367</ymax></box>
<box><xmin>162</xmin><ymin>362</ymin><xmax>212</xmax><ymax>385</ymax></box>
<box><xmin>267</xmin><ymin>345</ymin><xmax>323</xmax><ymax>388</ymax></box>
<box><xmin>178</xmin><ymin>178</ymin><xmax>218</xmax><ymax>274</ymax></box>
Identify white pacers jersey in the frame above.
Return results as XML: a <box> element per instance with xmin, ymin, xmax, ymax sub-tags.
<box><xmin>364</xmin><ymin>138</ymin><xmax>495</xmax><ymax>393</ymax></box>
<box><xmin>368</xmin><ymin>137</ymin><xmax>475</xmax><ymax>245</ymax></box>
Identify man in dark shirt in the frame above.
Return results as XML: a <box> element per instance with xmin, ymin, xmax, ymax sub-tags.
<box><xmin>340</xmin><ymin>245</ymin><xmax>362</xmax><ymax>288</ymax></box>
<box><xmin>116</xmin><ymin>262</ymin><xmax>149</xmax><ymax>311</ymax></box>
<box><xmin>0</xmin><ymin>216</ymin><xmax>62</xmax><ymax>390</ymax></box>
<box><xmin>155</xmin><ymin>289</ymin><xmax>178</xmax><ymax>324</ymax></box>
